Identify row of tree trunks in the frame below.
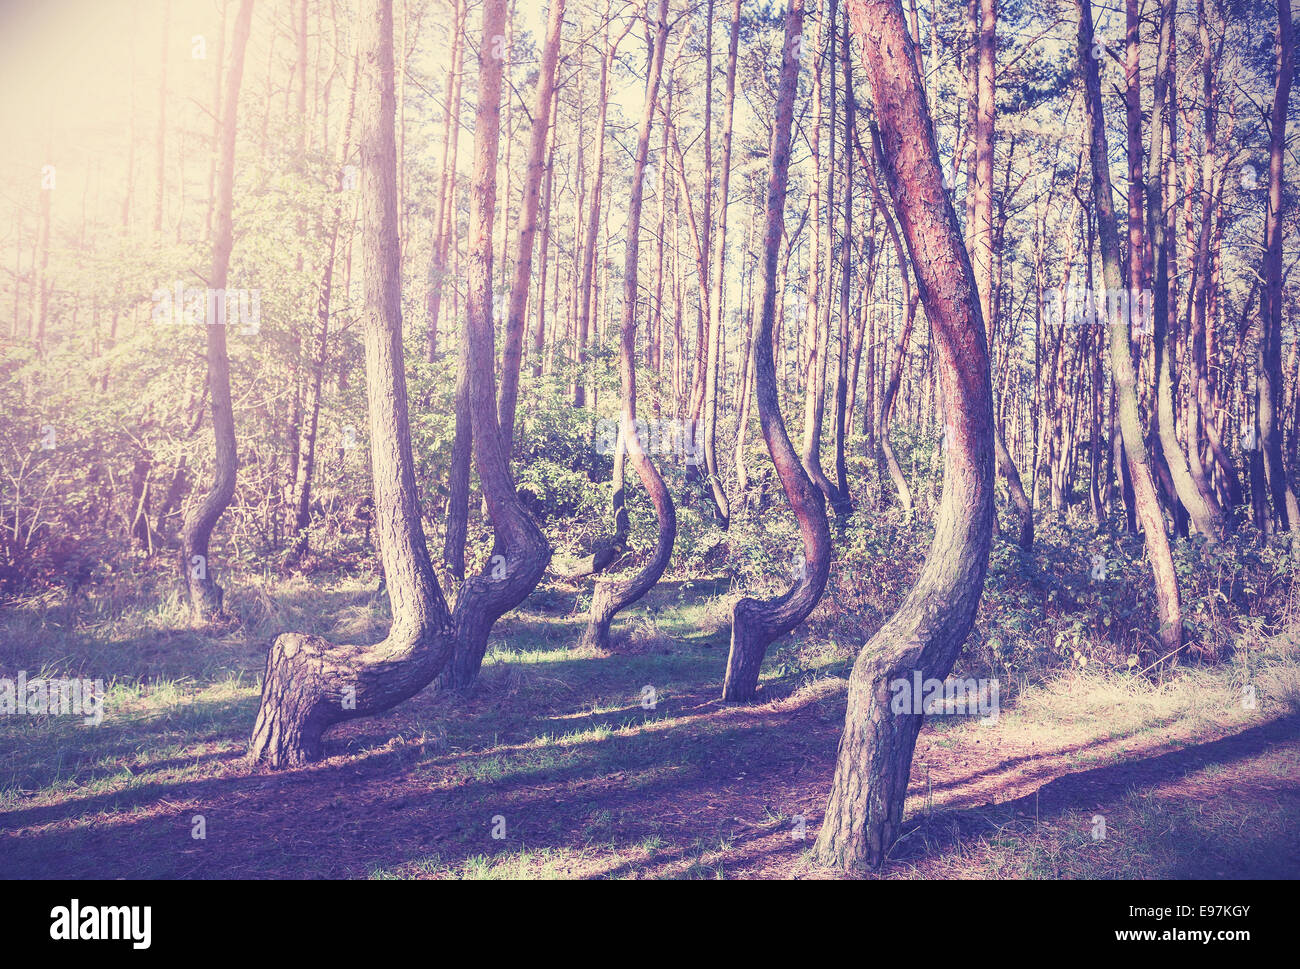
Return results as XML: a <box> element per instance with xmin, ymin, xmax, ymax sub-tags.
<box><xmin>1076</xmin><ymin>0</ymin><xmax>1182</xmax><ymax>656</ymax></box>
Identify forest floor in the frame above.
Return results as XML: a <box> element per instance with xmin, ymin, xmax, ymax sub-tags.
<box><xmin>2</xmin><ymin>571</ymin><xmax>1299</xmax><ymax>879</ymax></box>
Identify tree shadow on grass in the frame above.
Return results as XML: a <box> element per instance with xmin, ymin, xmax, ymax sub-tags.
<box><xmin>883</xmin><ymin>716</ymin><xmax>1300</xmax><ymax>878</ymax></box>
<box><xmin>0</xmin><ymin>695</ymin><xmax>262</xmax><ymax>801</ymax></box>
<box><xmin>0</xmin><ymin>671</ymin><xmax>842</xmax><ymax>878</ymax></box>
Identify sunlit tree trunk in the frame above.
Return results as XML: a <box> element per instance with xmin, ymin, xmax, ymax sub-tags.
<box><xmin>531</xmin><ymin>136</ymin><xmax>555</xmax><ymax>381</ymax></box>
<box><xmin>249</xmin><ymin>0</ymin><xmax>457</xmax><ymax>768</ymax></box>
<box><xmin>1076</xmin><ymin>0</ymin><xmax>1182</xmax><ymax>655</ymax></box>
<box><xmin>1259</xmin><ymin>0</ymin><xmax>1299</xmax><ymax>543</ymax></box>
<box><xmin>443</xmin><ymin>333</ymin><xmax>471</xmax><ymax>579</ymax></box>
<box><xmin>290</xmin><ymin>47</ymin><xmax>361</xmax><ymax>563</ymax></box>
<box><xmin>853</xmin><ymin>123</ymin><xmax>914</xmax><ymax>511</ymax></box>
<box><xmin>580</xmin><ymin>0</ymin><xmax>675</xmax><ymax>651</ymax></box>
<box><xmin>1147</xmin><ymin>0</ymin><xmax>1224</xmax><ymax>542</ymax></box>
<box><xmin>426</xmin><ymin>0</ymin><xmax>465</xmax><ymax>362</ymax></box>
<box><xmin>800</xmin><ymin>1</ymin><xmax>839</xmax><ymax>507</ymax></box>
<box><xmin>498</xmin><ymin>0</ymin><xmax>565</xmax><ymax>453</ymax></box>
<box><xmin>723</xmin><ymin>0</ymin><xmax>829</xmax><ymax>703</ymax></box>
<box><xmin>815</xmin><ymin>0</ymin><xmax>995</xmax><ymax>869</ymax></box>
<box><xmin>438</xmin><ymin>0</ymin><xmax>552</xmax><ymax>688</ymax></box>
<box><xmin>575</xmin><ymin>2</ymin><xmax>619</xmax><ymax>410</ymax></box>
<box><xmin>963</xmin><ymin>0</ymin><xmax>1030</xmax><ymax>549</ymax></box>
<box><xmin>733</xmin><ymin>212</ymin><xmax>757</xmax><ymax>498</ymax></box>
<box><xmin>702</xmin><ymin>0</ymin><xmax>742</xmax><ymax>528</ymax></box>
<box><xmin>180</xmin><ymin>0</ymin><xmax>254</xmax><ymax>621</ymax></box>
<box><xmin>687</xmin><ymin>0</ymin><xmax>716</xmax><ymax>437</ymax></box>
<box><xmin>829</xmin><ymin>1</ymin><xmax>855</xmax><ymax>518</ymax></box>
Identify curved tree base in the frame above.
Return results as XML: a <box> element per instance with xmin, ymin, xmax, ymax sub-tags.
<box><xmin>436</xmin><ymin>585</ymin><xmax>492</xmax><ymax>691</ymax></box>
<box><xmin>247</xmin><ymin>633</ymin><xmax>337</xmax><ymax>768</ymax></box>
<box><xmin>716</xmin><ymin>0</ymin><xmax>829</xmax><ymax>710</ymax></box>
<box><xmin>577</xmin><ymin>567</ymin><xmax>642</xmax><ymax>650</ymax></box>
<box><xmin>722</xmin><ymin>596</ymin><xmax>781</xmax><ymax>702</ymax></box>
<box><xmin>721</xmin><ymin>539</ymin><xmax>830</xmax><ymax>704</ymax></box>
<box><xmin>248</xmin><ymin>623</ymin><xmax>453</xmax><ymax>769</ymax></box>
<box><xmin>578</xmin><ymin>576</ymin><xmax>622</xmax><ymax>650</ymax></box>
<box><xmin>579</xmin><ymin>517</ymin><xmax>676</xmax><ymax>651</ymax></box>
<box><xmin>813</xmin><ymin>0</ymin><xmax>999</xmax><ymax>873</ymax></box>
<box><xmin>185</xmin><ymin>574</ymin><xmax>225</xmax><ymax>623</ymax></box>
<box><xmin>436</xmin><ymin>536</ymin><xmax>552</xmax><ymax>691</ymax></box>
<box><xmin>812</xmin><ymin>656</ymin><xmax>922</xmax><ymax>869</ymax></box>
<box><xmin>579</xmin><ymin>473</ymin><xmax>676</xmax><ymax>655</ymax></box>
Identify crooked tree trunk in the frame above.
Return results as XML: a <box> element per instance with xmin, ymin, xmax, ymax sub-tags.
<box><xmin>180</xmin><ymin>0</ymin><xmax>253</xmax><ymax>621</ymax></box>
<box><xmin>438</xmin><ymin>0</ymin><xmax>552</xmax><ymax>689</ymax></box>
<box><xmin>248</xmin><ymin>0</ymin><xmax>456</xmax><ymax>768</ymax></box>
<box><xmin>1077</xmin><ymin>0</ymin><xmax>1182</xmax><ymax>655</ymax></box>
<box><xmin>814</xmin><ymin>0</ymin><xmax>995</xmax><ymax>869</ymax></box>
<box><xmin>580</xmin><ymin>0</ymin><xmax>675</xmax><ymax>651</ymax></box>
<box><xmin>722</xmin><ymin>0</ymin><xmax>831</xmax><ymax>703</ymax></box>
